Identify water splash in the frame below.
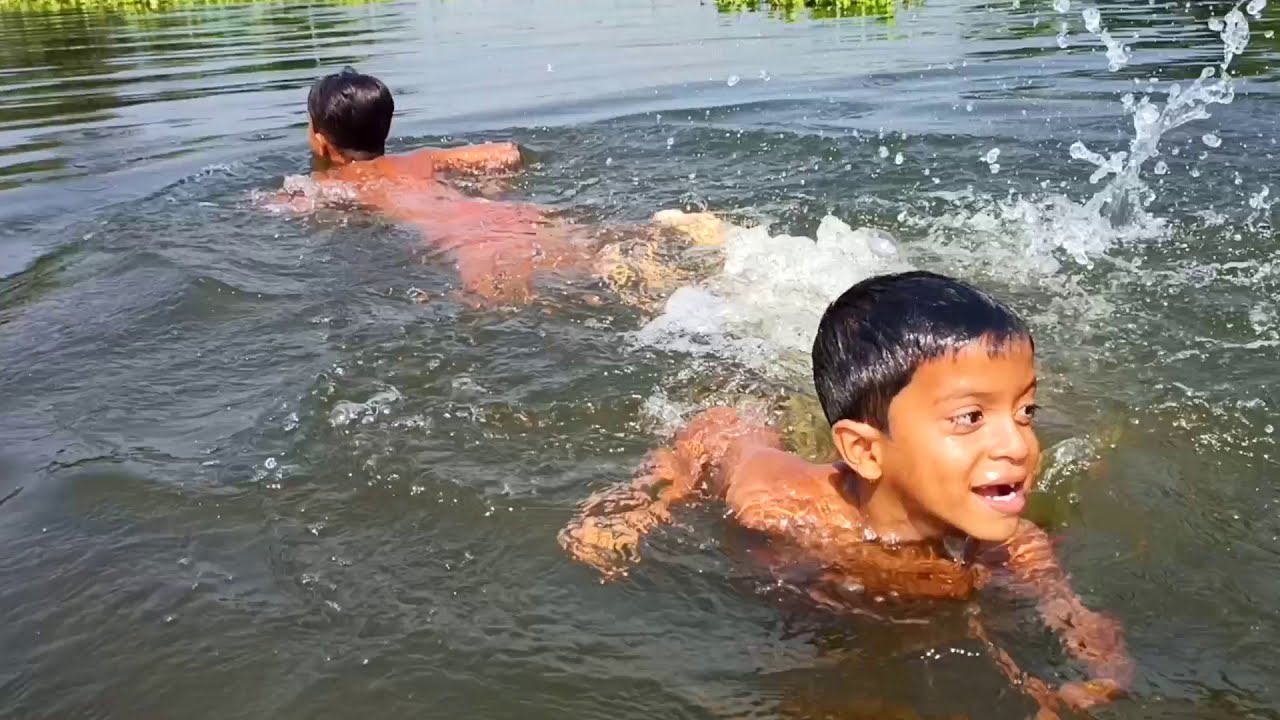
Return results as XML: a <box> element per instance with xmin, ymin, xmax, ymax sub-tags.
<box><xmin>1070</xmin><ymin>1</ymin><xmax>1253</xmax><ymax>225</ymax></box>
<box><xmin>636</xmin><ymin>216</ymin><xmax>911</xmax><ymax>379</ymax></box>
<box><xmin>255</xmin><ymin>174</ymin><xmax>360</xmax><ymax>214</ymax></box>
<box><xmin>329</xmin><ymin>386</ymin><xmax>404</xmax><ymax>427</ymax></box>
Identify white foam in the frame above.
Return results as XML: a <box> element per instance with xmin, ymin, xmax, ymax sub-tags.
<box><xmin>254</xmin><ymin>174</ymin><xmax>360</xmax><ymax>214</ymax></box>
<box><xmin>635</xmin><ymin>216</ymin><xmax>911</xmax><ymax>378</ymax></box>
<box><xmin>329</xmin><ymin>386</ymin><xmax>403</xmax><ymax>427</ymax></box>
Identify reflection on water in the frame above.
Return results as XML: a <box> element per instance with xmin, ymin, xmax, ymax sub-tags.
<box><xmin>2</xmin><ymin>0</ymin><xmax>1280</xmax><ymax>718</ymax></box>
<box><xmin>0</xmin><ymin>0</ymin><xmax>404</xmax><ymax>194</ymax></box>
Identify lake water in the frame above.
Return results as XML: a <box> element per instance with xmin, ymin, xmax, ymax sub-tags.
<box><xmin>2</xmin><ymin>0</ymin><xmax>1280</xmax><ymax>717</ymax></box>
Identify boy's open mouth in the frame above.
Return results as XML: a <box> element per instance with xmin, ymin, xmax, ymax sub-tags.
<box><xmin>971</xmin><ymin>479</ymin><xmax>1028</xmax><ymax>515</ymax></box>
<box><xmin>972</xmin><ymin>480</ymin><xmax>1025</xmax><ymax>501</ymax></box>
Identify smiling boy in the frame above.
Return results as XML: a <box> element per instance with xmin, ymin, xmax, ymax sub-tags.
<box><xmin>559</xmin><ymin>270</ymin><xmax>1133</xmax><ymax>714</ymax></box>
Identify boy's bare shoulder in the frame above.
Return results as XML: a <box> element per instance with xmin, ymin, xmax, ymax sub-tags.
<box><xmin>725</xmin><ymin>450</ymin><xmax>852</xmax><ymax>530</ymax></box>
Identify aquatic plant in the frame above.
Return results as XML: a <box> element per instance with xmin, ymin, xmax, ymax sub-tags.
<box><xmin>714</xmin><ymin>0</ymin><xmax>919</xmax><ymax>22</ymax></box>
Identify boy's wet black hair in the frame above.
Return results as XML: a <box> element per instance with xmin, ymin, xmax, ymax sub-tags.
<box><xmin>307</xmin><ymin>67</ymin><xmax>394</xmax><ymax>160</ymax></box>
<box><xmin>812</xmin><ymin>270</ymin><xmax>1033</xmax><ymax>431</ymax></box>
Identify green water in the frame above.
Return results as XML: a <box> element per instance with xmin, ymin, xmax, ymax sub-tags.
<box><xmin>2</xmin><ymin>0</ymin><xmax>1279</xmax><ymax>717</ymax></box>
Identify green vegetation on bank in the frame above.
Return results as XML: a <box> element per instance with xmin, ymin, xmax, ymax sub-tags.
<box><xmin>715</xmin><ymin>0</ymin><xmax>917</xmax><ymax>21</ymax></box>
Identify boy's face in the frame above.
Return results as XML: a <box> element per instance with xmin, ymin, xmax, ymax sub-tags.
<box><xmin>877</xmin><ymin>338</ymin><xmax>1040</xmax><ymax>543</ymax></box>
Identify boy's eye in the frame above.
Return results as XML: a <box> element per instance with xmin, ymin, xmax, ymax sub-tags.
<box><xmin>1017</xmin><ymin>403</ymin><xmax>1040</xmax><ymax>423</ymax></box>
<box><xmin>951</xmin><ymin>410</ymin><xmax>984</xmax><ymax>428</ymax></box>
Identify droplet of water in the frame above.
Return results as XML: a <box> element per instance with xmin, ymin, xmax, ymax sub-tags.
<box><xmin>1202</xmin><ymin>133</ymin><xmax>1222</xmax><ymax>148</ymax></box>
<box><xmin>965</xmin><ymin>102</ymin><xmax>975</xmax><ymax>112</ymax></box>
<box><xmin>759</xmin><ymin>69</ymin><xmax>771</xmax><ymax>81</ymax></box>
<box><xmin>264</xmin><ymin>457</ymin><xmax>278</xmax><ymax>470</ymax></box>
<box><xmin>1153</xmin><ymin>160</ymin><xmax>1169</xmax><ymax>175</ymax></box>
<box><xmin>894</xmin><ymin>152</ymin><xmax>904</xmax><ymax>165</ymax></box>
<box><xmin>1012</xmin><ymin>0</ymin><xmax>1020</xmax><ymax>7</ymax></box>
<box><xmin>1209</xmin><ymin>16</ymin><xmax>1225</xmax><ymax>31</ymax></box>
<box><xmin>1053</xmin><ymin>0</ymin><xmax>1070</xmax><ymax>12</ymax></box>
<box><xmin>666</xmin><ymin>137</ymin><xmax>675</xmax><ymax>148</ymax></box>
<box><xmin>1247</xmin><ymin>0</ymin><xmax>1266</xmax><ymax>16</ymax></box>
<box><xmin>1220</xmin><ymin>9</ymin><xmax>1251</xmax><ymax>67</ymax></box>
<box><xmin>727</xmin><ymin>74</ymin><xmax>740</xmax><ymax>87</ymax></box>
<box><xmin>1104</xmin><ymin>33</ymin><xmax>1132</xmax><ymax>71</ymax></box>
<box><xmin>1249</xmin><ymin>185</ymin><xmax>1271</xmax><ymax>208</ymax></box>
<box><xmin>546</xmin><ymin>63</ymin><xmax>554</xmax><ymax>72</ymax></box>
<box><xmin>1190</xmin><ymin>168</ymin><xmax>1202</xmax><ymax>178</ymax></box>
<box><xmin>1266</xmin><ymin>30</ymin><xmax>1276</xmax><ymax>39</ymax></box>
<box><xmin>1057</xmin><ymin>32</ymin><xmax>1070</xmax><ymax>48</ymax></box>
<box><xmin>984</xmin><ymin>148</ymin><xmax>1001</xmax><ymax>163</ymax></box>
<box><xmin>1082</xmin><ymin>6</ymin><xmax>1101</xmax><ymax>33</ymax></box>
<box><xmin>1266</xmin><ymin>424</ymin><xmax>1275</xmax><ymax>434</ymax></box>
<box><xmin>989</xmin><ymin>163</ymin><xmax>1001</xmax><ymax>174</ymax></box>
<box><xmin>878</xmin><ymin>146</ymin><xmax>890</xmax><ymax>159</ymax></box>
<box><xmin>605</xmin><ymin>157</ymin><xmax>613</xmax><ymax>166</ymax></box>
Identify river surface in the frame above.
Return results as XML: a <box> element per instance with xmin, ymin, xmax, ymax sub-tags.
<box><xmin>2</xmin><ymin>0</ymin><xmax>1280</xmax><ymax>717</ymax></box>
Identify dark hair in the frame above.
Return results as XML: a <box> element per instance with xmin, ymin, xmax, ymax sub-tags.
<box><xmin>307</xmin><ymin>67</ymin><xmax>394</xmax><ymax>160</ymax></box>
<box><xmin>811</xmin><ymin>271</ymin><xmax>1033</xmax><ymax>431</ymax></box>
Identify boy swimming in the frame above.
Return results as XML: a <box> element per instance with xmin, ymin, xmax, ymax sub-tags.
<box><xmin>306</xmin><ymin>67</ymin><xmax>525</xmax><ymax>183</ymax></box>
<box><xmin>294</xmin><ymin>67</ymin><xmax>565</xmax><ymax>303</ymax></box>
<box><xmin>559</xmin><ymin>271</ymin><xmax>1133</xmax><ymax>715</ymax></box>
<box><xmin>278</xmin><ymin>67</ymin><xmax>729</xmax><ymax>306</ymax></box>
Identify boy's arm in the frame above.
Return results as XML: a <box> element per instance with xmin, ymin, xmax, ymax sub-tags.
<box><xmin>995</xmin><ymin>521</ymin><xmax>1135</xmax><ymax>709</ymax></box>
<box><xmin>426</xmin><ymin>142</ymin><xmax>524</xmax><ymax>174</ymax></box>
<box><xmin>558</xmin><ymin>407</ymin><xmax>780</xmax><ymax>580</ymax></box>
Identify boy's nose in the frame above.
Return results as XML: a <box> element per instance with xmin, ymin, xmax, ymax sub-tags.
<box><xmin>989</xmin><ymin>417</ymin><xmax>1031</xmax><ymax>463</ymax></box>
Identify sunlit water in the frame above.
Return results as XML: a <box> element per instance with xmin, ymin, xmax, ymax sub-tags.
<box><xmin>3</xmin><ymin>0</ymin><xmax>1280</xmax><ymax>717</ymax></box>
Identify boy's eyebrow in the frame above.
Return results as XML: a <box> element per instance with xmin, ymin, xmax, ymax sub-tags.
<box><xmin>934</xmin><ymin>377</ymin><xmax>1037</xmax><ymax>404</ymax></box>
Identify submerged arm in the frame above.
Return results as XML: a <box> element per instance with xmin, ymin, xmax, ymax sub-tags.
<box><xmin>991</xmin><ymin>521</ymin><xmax>1135</xmax><ymax>710</ymax></box>
<box><xmin>427</xmin><ymin>142</ymin><xmax>525</xmax><ymax>174</ymax></box>
<box><xmin>558</xmin><ymin>407</ymin><xmax>780</xmax><ymax>580</ymax></box>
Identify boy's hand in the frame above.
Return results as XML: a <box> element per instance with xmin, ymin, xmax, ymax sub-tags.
<box><xmin>558</xmin><ymin>504</ymin><xmax>669</xmax><ymax>580</ymax></box>
<box><xmin>558</xmin><ymin>458</ymin><xmax>680</xmax><ymax>580</ymax></box>
<box><xmin>1058</xmin><ymin>679</ymin><xmax>1126</xmax><ymax>710</ymax></box>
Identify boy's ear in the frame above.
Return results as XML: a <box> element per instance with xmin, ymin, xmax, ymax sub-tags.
<box><xmin>831</xmin><ymin>419</ymin><xmax>885</xmax><ymax>481</ymax></box>
<box><xmin>308</xmin><ymin>122</ymin><xmax>335</xmax><ymax>160</ymax></box>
